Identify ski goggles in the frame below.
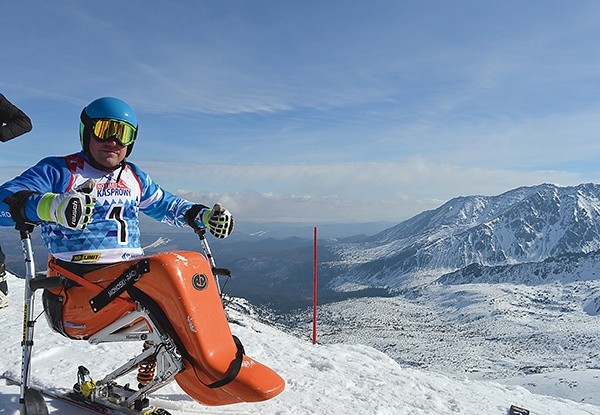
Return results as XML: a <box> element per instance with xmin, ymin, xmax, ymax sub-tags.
<box><xmin>91</xmin><ymin>119</ymin><xmax>137</xmax><ymax>146</ymax></box>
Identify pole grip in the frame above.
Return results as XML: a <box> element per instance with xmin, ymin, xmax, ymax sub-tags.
<box><xmin>29</xmin><ymin>276</ymin><xmax>68</xmax><ymax>291</ymax></box>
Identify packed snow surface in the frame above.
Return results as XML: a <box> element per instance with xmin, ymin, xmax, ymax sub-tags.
<box><xmin>0</xmin><ymin>273</ymin><xmax>599</xmax><ymax>414</ymax></box>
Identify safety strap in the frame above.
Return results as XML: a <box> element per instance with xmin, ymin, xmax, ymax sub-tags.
<box><xmin>89</xmin><ymin>259</ymin><xmax>150</xmax><ymax>313</ymax></box>
<box><xmin>205</xmin><ymin>335</ymin><xmax>245</xmax><ymax>389</ymax></box>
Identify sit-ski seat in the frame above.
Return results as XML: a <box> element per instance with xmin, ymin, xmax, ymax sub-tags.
<box><xmin>42</xmin><ymin>251</ymin><xmax>285</xmax><ymax>406</ymax></box>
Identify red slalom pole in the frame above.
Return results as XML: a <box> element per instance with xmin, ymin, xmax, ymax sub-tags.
<box><xmin>313</xmin><ymin>226</ymin><xmax>318</xmax><ymax>344</ymax></box>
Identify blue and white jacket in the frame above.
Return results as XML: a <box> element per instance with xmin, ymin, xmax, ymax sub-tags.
<box><xmin>0</xmin><ymin>152</ymin><xmax>196</xmax><ymax>263</ymax></box>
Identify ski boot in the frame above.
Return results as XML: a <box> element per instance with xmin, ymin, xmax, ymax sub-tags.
<box><xmin>73</xmin><ymin>366</ymin><xmax>97</xmax><ymax>398</ymax></box>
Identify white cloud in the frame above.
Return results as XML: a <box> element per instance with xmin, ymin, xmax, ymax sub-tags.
<box><xmin>0</xmin><ymin>156</ymin><xmax>589</xmax><ymax>224</ymax></box>
<box><xmin>141</xmin><ymin>159</ymin><xmax>587</xmax><ymax>223</ymax></box>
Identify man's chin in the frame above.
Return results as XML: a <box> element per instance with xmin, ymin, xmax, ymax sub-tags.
<box><xmin>98</xmin><ymin>158</ymin><xmax>121</xmax><ymax>169</ymax></box>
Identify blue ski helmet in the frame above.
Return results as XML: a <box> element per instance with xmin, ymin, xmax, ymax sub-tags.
<box><xmin>80</xmin><ymin>97</ymin><xmax>139</xmax><ymax>158</ymax></box>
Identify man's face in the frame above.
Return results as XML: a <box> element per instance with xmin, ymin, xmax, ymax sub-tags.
<box><xmin>88</xmin><ymin>133</ymin><xmax>128</xmax><ymax>169</ymax></box>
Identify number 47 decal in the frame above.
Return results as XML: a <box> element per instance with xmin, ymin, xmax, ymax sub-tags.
<box><xmin>107</xmin><ymin>205</ymin><xmax>128</xmax><ymax>244</ymax></box>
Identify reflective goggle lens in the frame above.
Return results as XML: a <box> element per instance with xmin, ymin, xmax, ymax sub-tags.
<box><xmin>92</xmin><ymin>119</ymin><xmax>137</xmax><ymax>146</ymax></box>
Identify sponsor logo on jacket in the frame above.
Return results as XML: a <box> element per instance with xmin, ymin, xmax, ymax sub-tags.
<box><xmin>97</xmin><ymin>181</ymin><xmax>132</xmax><ymax>197</ymax></box>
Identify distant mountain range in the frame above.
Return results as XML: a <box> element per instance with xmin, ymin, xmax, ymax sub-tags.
<box><xmin>300</xmin><ymin>183</ymin><xmax>600</xmax><ymax>383</ymax></box>
<box><xmin>327</xmin><ymin>183</ymin><xmax>600</xmax><ymax>293</ymax></box>
<box><xmin>3</xmin><ymin>183</ymin><xmax>600</xmax><ymax>313</ymax></box>
<box><xmin>187</xmin><ymin>183</ymin><xmax>600</xmax><ymax>312</ymax></box>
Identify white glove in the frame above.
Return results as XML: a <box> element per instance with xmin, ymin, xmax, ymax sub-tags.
<box><xmin>37</xmin><ymin>180</ymin><xmax>96</xmax><ymax>229</ymax></box>
<box><xmin>195</xmin><ymin>203</ymin><xmax>234</xmax><ymax>239</ymax></box>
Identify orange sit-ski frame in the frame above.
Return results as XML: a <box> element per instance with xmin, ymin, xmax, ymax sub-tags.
<box><xmin>45</xmin><ymin>250</ymin><xmax>285</xmax><ymax>406</ymax></box>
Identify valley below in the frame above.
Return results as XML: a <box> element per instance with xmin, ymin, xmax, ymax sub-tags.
<box><xmin>271</xmin><ymin>279</ymin><xmax>600</xmax><ymax>406</ymax></box>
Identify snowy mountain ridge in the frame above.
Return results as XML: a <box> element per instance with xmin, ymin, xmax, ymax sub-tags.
<box><xmin>274</xmin><ymin>182</ymin><xmax>600</xmax><ymax>411</ymax></box>
<box><xmin>328</xmin><ymin>183</ymin><xmax>600</xmax><ymax>292</ymax></box>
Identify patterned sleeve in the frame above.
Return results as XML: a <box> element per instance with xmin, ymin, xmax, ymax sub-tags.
<box><xmin>0</xmin><ymin>157</ymin><xmax>72</xmax><ymax>225</ymax></box>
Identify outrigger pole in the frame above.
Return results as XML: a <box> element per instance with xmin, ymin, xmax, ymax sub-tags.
<box><xmin>17</xmin><ymin>221</ymin><xmax>49</xmax><ymax>415</ymax></box>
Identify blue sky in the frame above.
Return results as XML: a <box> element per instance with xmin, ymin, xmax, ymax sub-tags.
<box><xmin>3</xmin><ymin>1</ymin><xmax>600</xmax><ymax>224</ymax></box>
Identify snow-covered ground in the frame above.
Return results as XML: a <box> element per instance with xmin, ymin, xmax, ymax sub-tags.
<box><xmin>1</xmin><ymin>273</ymin><xmax>599</xmax><ymax>414</ymax></box>
<box><xmin>282</xmin><ymin>280</ymin><xmax>600</xmax><ymax>409</ymax></box>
